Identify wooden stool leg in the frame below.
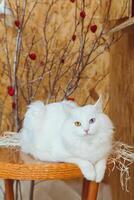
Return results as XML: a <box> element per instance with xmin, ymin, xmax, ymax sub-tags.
<box><xmin>29</xmin><ymin>180</ymin><xmax>35</xmax><ymax>200</ymax></box>
<box><xmin>82</xmin><ymin>178</ymin><xmax>90</xmax><ymax>200</ymax></box>
<box><xmin>82</xmin><ymin>179</ymin><xmax>99</xmax><ymax>200</ymax></box>
<box><xmin>4</xmin><ymin>179</ymin><xmax>14</xmax><ymax>200</ymax></box>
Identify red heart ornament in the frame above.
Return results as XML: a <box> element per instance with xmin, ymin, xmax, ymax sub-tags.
<box><xmin>14</xmin><ymin>20</ymin><xmax>20</xmax><ymax>28</ymax></box>
<box><xmin>90</xmin><ymin>25</ymin><xmax>97</xmax><ymax>33</ymax></box>
<box><xmin>29</xmin><ymin>52</ymin><xmax>37</xmax><ymax>60</ymax></box>
<box><xmin>72</xmin><ymin>34</ymin><xmax>76</xmax><ymax>41</ymax></box>
<box><xmin>7</xmin><ymin>86</ymin><xmax>15</xmax><ymax>96</ymax></box>
<box><xmin>80</xmin><ymin>11</ymin><xmax>86</xmax><ymax>19</ymax></box>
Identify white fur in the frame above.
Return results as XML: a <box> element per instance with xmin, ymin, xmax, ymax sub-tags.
<box><xmin>20</xmin><ymin>98</ymin><xmax>114</xmax><ymax>182</ymax></box>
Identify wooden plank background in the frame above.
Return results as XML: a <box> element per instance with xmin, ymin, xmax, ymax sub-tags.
<box><xmin>109</xmin><ymin>26</ymin><xmax>134</xmax><ymax>200</ymax></box>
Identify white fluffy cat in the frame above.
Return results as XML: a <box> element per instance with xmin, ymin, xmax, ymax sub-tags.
<box><xmin>20</xmin><ymin>97</ymin><xmax>113</xmax><ymax>182</ymax></box>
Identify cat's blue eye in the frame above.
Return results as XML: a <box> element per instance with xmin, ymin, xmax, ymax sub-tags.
<box><xmin>89</xmin><ymin>118</ymin><xmax>96</xmax><ymax>124</ymax></box>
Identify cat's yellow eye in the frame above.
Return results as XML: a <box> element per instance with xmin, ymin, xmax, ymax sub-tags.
<box><xmin>74</xmin><ymin>121</ymin><xmax>81</xmax><ymax>127</ymax></box>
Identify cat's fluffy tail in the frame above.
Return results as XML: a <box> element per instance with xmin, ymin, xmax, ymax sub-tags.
<box><xmin>0</xmin><ymin>101</ymin><xmax>46</xmax><ymax>149</ymax></box>
<box><xmin>20</xmin><ymin>101</ymin><xmax>46</xmax><ymax>153</ymax></box>
<box><xmin>22</xmin><ymin>101</ymin><xmax>46</xmax><ymax>131</ymax></box>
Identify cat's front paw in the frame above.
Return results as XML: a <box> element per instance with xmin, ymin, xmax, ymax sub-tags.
<box><xmin>95</xmin><ymin>173</ymin><xmax>105</xmax><ymax>183</ymax></box>
<box><xmin>79</xmin><ymin>161</ymin><xmax>96</xmax><ymax>181</ymax></box>
<box><xmin>95</xmin><ymin>159</ymin><xmax>106</xmax><ymax>183</ymax></box>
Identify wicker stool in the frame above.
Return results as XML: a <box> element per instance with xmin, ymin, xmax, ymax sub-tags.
<box><xmin>0</xmin><ymin>148</ymin><xmax>99</xmax><ymax>200</ymax></box>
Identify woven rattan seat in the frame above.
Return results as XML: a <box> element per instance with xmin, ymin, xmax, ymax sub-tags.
<box><xmin>0</xmin><ymin>148</ymin><xmax>99</xmax><ymax>200</ymax></box>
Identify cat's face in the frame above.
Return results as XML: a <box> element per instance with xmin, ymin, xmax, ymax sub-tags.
<box><xmin>67</xmin><ymin>97</ymin><xmax>113</xmax><ymax>137</ymax></box>
<box><xmin>70</xmin><ymin>105</ymin><xmax>99</xmax><ymax>136</ymax></box>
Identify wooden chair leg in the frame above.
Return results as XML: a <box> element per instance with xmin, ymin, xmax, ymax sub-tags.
<box><xmin>82</xmin><ymin>178</ymin><xmax>90</xmax><ymax>200</ymax></box>
<box><xmin>82</xmin><ymin>178</ymin><xmax>99</xmax><ymax>200</ymax></box>
<box><xmin>29</xmin><ymin>180</ymin><xmax>35</xmax><ymax>200</ymax></box>
<box><xmin>4</xmin><ymin>179</ymin><xmax>14</xmax><ymax>200</ymax></box>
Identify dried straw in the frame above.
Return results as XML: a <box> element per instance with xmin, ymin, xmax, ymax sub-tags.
<box><xmin>108</xmin><ymin>141</ymin><xmax>134</xmax><ymax>191</ymax></box>
<box><xmin>0</xmin><ymin>132</ymin><xmax>20</xmax><ymax>147</ymax></box>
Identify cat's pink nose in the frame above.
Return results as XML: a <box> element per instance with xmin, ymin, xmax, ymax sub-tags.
<box><xmin>84</xmin><ymin>129</ymin><xmax>89</xmax><ymax>134</ymax></box>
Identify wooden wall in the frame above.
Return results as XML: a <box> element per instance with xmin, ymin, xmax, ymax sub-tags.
<box><xmin>109</xmin><ymin>26</ymin><xmax>134</xmax><ymax>200</ymax></box>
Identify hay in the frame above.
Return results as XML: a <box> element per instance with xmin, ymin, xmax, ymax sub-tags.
<box><xmin>0</xmin><ymin>132</ymin><xmax>20</xmax><ymax>147</ymax></box>
<box><xmin>108</xmin><ymin>141</ymin><xmax>134</xmax><ymax>191</ymax></box>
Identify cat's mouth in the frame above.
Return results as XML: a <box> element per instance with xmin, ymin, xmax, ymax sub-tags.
<box><xmin>84</xmin><ymin>130</ymin><xmax>90</xmax><ymax>136</ymax></box>
<box><xmin>84</xmin><ymin>131</ymin><xmax>95</xmax><ymax>136</ymax></box>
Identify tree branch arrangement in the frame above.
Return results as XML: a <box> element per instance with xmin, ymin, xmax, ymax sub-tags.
<box><xmin>0</xmin><ymin>0</ymin><xmax>121</xmax><ymax>132</ymax></box>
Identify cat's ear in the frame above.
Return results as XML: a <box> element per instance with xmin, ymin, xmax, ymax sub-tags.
<box><xmin>94</xmin><ymin>96</ymin><xmax>103</xmax><ymax>112</ymax></box>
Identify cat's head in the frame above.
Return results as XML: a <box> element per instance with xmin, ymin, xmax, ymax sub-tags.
<box><xmin>67</xmin><ymin>96</ymin><xmax>113</xmax><ymax>137</ymax></box>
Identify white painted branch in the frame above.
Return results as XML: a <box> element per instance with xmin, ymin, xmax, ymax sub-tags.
<box><xmin>109</xmin><ymin>17</ymin><xmax>134</xmax><ymax>33</ymax></box>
